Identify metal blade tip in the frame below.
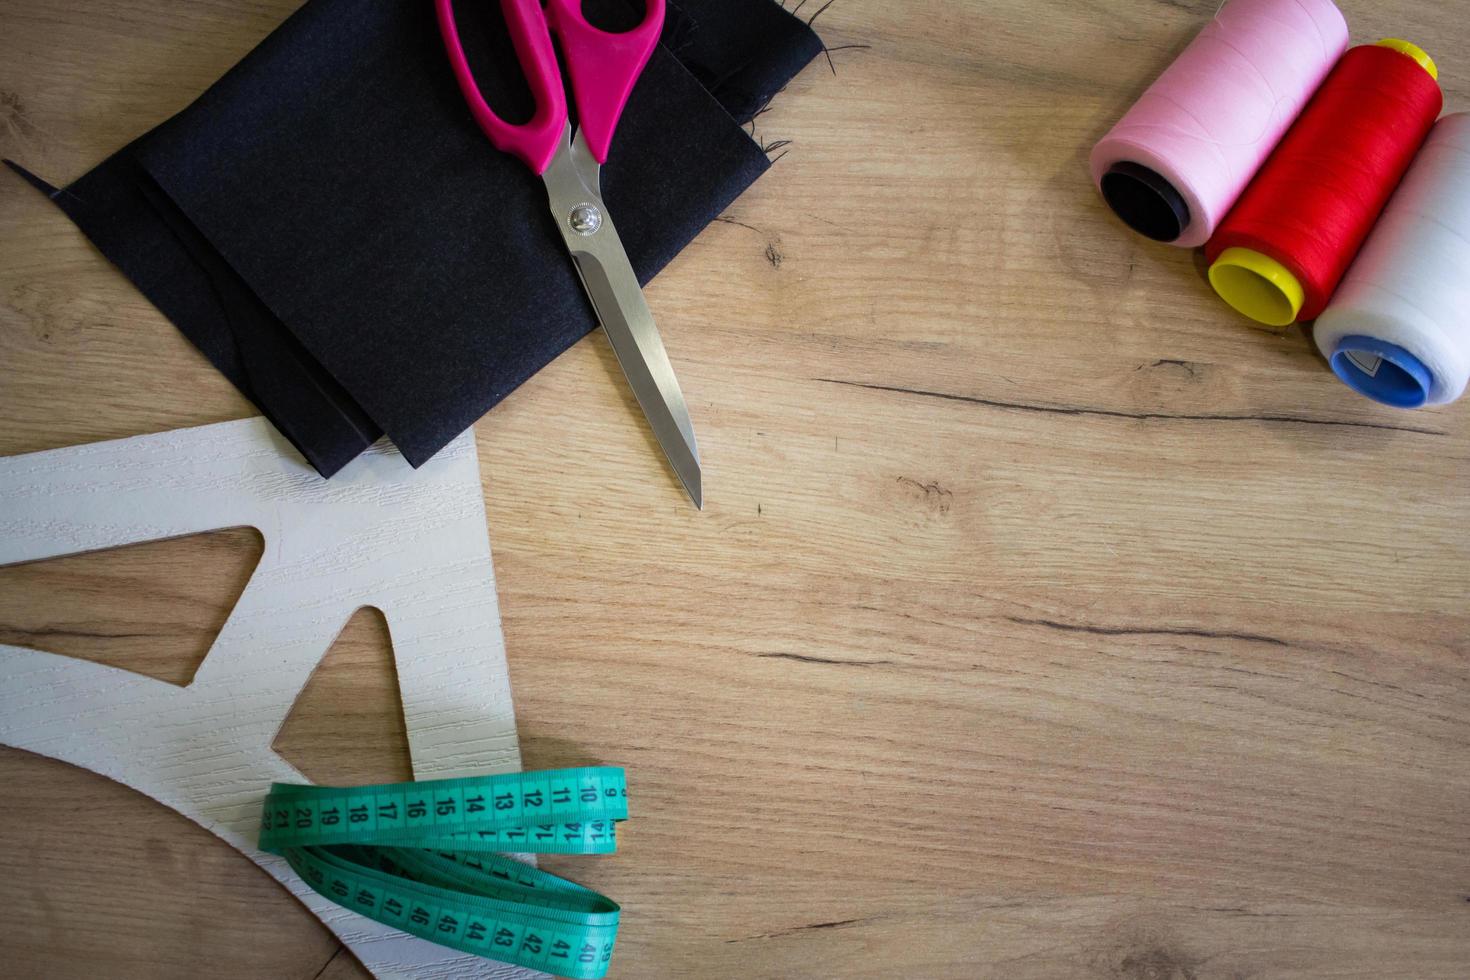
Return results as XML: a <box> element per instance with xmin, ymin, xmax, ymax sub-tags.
<box><xmin>678</xmin><ymin>465</ymin><xmax>703</xmax><ymax>511</ymax></box>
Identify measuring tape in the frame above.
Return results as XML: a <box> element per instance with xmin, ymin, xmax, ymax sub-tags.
<box><xmin>260</xmin><ymin>767</ymin><xmax>628</xmax><ymax>978</ymax></box>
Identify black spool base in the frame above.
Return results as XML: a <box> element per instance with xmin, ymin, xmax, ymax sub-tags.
<box><xmin>1100</xmin><ymin>162</ymin><xmax>1191</xmax><ymax>243</ymax></box>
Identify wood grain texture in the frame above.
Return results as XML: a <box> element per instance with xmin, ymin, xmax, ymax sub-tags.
<box><xmin>0</xmin><ymin>527</ymin><xmax>264</xmax><ymax>686</ymax></box>
<box><xmin>1</xmin><ymin>0</ymin><xmax>1467</xmax><ymax>976</ymax></box>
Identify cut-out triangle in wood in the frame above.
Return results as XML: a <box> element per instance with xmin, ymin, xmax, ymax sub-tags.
<box><xmin>0</xmin><ymin>419</ymin><xmax>536</xmax><ymax>980</ymax></box>
<box><xmin>0</xmin><ymin>527</ymin><xmax>263</xmax><ymax>687</ymax></box>
<box><xmin>274</xmin><ymin>605</ymin><xmax>413</xmax><ymax>786</ymax></box>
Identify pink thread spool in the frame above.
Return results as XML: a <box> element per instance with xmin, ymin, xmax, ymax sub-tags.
<box><xmin>1091</xmin><ymin>0</ymin><xmax>1348</xmax><ymax>247</ymax></box>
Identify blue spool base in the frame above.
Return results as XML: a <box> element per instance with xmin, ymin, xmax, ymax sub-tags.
<box><xmin>1329</xmin><ymin>335</ymin><xmax>1432</xmax><ymax>408</ymax></box>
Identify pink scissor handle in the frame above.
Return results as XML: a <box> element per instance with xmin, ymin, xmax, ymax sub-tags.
<box><xmin>436</xmin><ymin>0</ymin><xmax>569</xmax><ymax>175</ymax></box>
<box><xmin>545</xmin><ymin>0</ymin><xmax>665</xmax><ymax>164</ymax></box>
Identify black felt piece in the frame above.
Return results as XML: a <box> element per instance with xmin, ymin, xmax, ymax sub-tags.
<box><xmin>664</xmin><ymin>0</ymin><xmax>829</xmax><ymax>121</ymax></box>
<box><xmin>5</xmin><ymin>155</ymin><xmax>381</xmax><ymax>476</ymax></box>
<box><xmin>8</xmin><ymin>0</ymin><xmax>822</xmax><ymax>476</ymax></box>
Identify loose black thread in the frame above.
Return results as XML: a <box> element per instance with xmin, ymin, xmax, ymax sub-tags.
<box><xmin>784</xmin><ymin>0</ymin><xmax>870</xmax><ymax>74</ymax></box>
<box><xmin>737</xmin><ymin>0</ymin><xmax>870</xmax><ymax>159</ymax></box>
<box><xmin>746</xmin><ymin>83</ymin><xmax>794</xmax><ymax>163</ymax></box>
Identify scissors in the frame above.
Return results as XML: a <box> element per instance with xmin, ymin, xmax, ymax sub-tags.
<box><xmin>436</xmin><ymin>0</ymin><xmax>703</xmax><ymax>509</ymax></box>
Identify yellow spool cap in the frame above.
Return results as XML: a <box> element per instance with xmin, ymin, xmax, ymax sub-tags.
<box><xmin>1375</xmin><ymin>39</ymin><xmax>1438</xmax><ymax>81</ymax></box>
<box><xmin>1208</xmin><ymin>247</ymin><xmax>1305</xmax><ymax>327</ymax></box>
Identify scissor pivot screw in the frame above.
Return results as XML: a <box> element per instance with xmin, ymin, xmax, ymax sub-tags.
<box><xmin>569</xmin><ymin>204</ymin><xmax>603</xmax><ymax>236</ymax></box>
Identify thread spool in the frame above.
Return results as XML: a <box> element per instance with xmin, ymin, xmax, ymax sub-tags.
<box><xmin>1205</xmin><ymin>41</ymin><xmax>1442</xmax><ymax>327</ymax></box>
<box><xmin>1314</xmin><ymin>113</ymin><xmax>1470</xmax><ymax>408</ymax></box>
<box><xmin>1090</xmin><ymin>0</ymin><xmax>1348</xmax><ymax>247</ymax></box>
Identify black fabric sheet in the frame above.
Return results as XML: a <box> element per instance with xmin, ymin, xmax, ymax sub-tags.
<box><xmin>8</xmin><ymin>0</ymin><xmax>821</xmax><ymax>477</ymax></box>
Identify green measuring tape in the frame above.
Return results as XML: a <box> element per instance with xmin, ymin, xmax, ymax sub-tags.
<box><xmin>260</xmin><ymin>767</ymin><xmax>627</xmax><ymax>978</ymax></box>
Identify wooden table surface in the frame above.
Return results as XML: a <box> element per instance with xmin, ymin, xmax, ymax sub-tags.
<box><xmin>2</xmin><ymin>0</ymin><xmax>1468</xmax><ymax>977</ymax></box>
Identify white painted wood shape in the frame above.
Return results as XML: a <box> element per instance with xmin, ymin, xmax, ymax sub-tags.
<box><xmin>0</xmin><ymin>418</ymin><xmax>543</xmax><ymax>980</ymax></box>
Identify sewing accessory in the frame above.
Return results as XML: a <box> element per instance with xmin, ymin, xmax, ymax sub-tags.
<box><xmin>0</xmin><ymin>418</ymin><xmax>540</xmax><ymax>978</ymax></box>
<box><xmin>1090</xmin><ymin>0</ymin><xmax>1348</xmax><ymax>247</ymax></box>
<box><xmin>437</xmin><ymin>0</ymin><xmax>703</xmax><ymax>508</ymax></box>
<box><xmin>261</xmin><ymin>767</ymin><xmax>629</xmax><ymax>977</ymax></box>
<box><xmin>1205</xmin><ymin>40</ymin><xmax>1442</xmax><ymax>327</ymax></box>
<box><xmin>7</xmin><ymin>0</ymin><xmax>821</xmax><ymax>482</ymax></box>
<box><xmin>1315</xmin><ymin>113</ymin><xmax>1470</xmax><ymax>408</ymax></box>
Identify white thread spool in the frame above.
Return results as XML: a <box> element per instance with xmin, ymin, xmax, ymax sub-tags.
<box><xmin>1315</xmin><ymin>113</ymin><xmax>1470</xmax><ymax>408</ymax></box>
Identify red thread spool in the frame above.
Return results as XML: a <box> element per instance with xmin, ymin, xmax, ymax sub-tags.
<box><xmin>1206</xmin><ymin>41</ymin><xmax>1442</xmax><ymax>326</ymax></box>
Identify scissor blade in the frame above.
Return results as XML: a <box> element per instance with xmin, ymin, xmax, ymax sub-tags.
<box><xmin>567</xmin><ymin>240</ymin><xmax>703</xmax><ymax>509</ymax></box>
<box><xmin>541</xmin><ymin>128</ymin><xmax>702</xmax><ymax>508</ymax></box>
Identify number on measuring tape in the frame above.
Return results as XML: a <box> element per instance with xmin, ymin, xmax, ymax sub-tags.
<box><xmin>261</xmin><ymin>767</ymin><xmax>627</xmax><ymax>978</ymax></box>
